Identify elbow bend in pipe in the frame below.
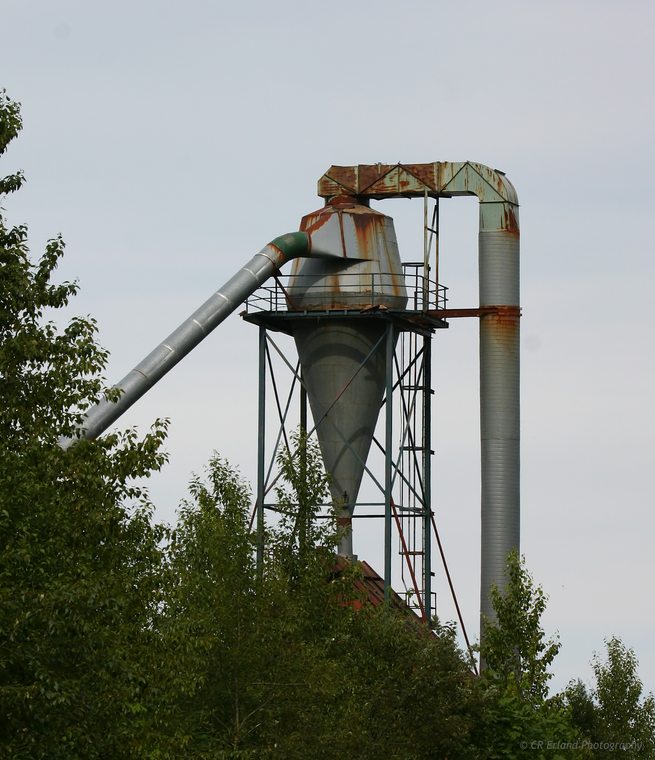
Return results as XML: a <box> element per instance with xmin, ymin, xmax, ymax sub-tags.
<box><xmin>268</xmin><ymin>230</ymin><xmax>343</xmax><ymax>264</ymax></box>
<box><xmin>267</xmin><ymin>231</ymin><xmax>311</xmax><ymax>264</ymax></box>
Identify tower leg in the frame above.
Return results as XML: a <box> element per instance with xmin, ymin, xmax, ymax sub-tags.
<box><xmin>256</xmin><ymin>326</ymin><xmax>266</xmax><ymax>574</ymax></box>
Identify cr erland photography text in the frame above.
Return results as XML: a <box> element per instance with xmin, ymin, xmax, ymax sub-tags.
<box><xmin>521</xmin><ymin>740</ymin><xmax>642</xmax><ymax>752</ymax></box>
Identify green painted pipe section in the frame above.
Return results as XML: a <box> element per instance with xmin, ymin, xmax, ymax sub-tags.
<box><xmin>269</xmin><ymin>231</ymin><xmax>311</xmax><ymax>260</ymax></box>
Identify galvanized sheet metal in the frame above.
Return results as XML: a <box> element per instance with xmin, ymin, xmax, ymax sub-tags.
<box><xmin>317</xmin><ymin>162</ymin><xmax>519</xmax><ymax>207</ymax></box>
<box><xmin>68</xmin><ymin>234</ymin><xmax>345</xmax><ymax>444</ymax></box>
<box><xmin>479</xmin><ymin>231</ymin><xmax>520</xmax><ymax>307</ymax></box>
<box><xmin>287</xmin><ymin>202</ymin><xmax>407</xmax><ymax>311</ymax></box>
<box><xmin>478</xmin><ymin>225</ymin><xmax>520</xmax><ymax>629</ymax></box>
<box><xmin>286</xmin><ymin>202</ymin><xmax>407</xmax><ymax>515</ymax></box>
<box><xmin>293</xmin><ymin>321</ymin><xmax>391</xmax><ymax>511</ymax></box>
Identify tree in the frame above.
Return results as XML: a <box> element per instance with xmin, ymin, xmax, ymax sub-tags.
<box><xmin>566</xmin><ymin>637</ymin><xmax>655</xmax><ymax>759</ymax></box>
<box><xmin>273</xmin><ymin>429</ymin><xmax>333</xmax><ymax>563</ymax></box>
<box><xmin>476</xmin><ymin>551</ymin><xmax>588</xmax><ymax>758</ymax></box>
<box><xmin>154</xmin><ymin>455</ymin><xmax>266</xmax><ymax>756</ymax></box>
<box><xmin>481</xmin><ymin>550</ymin><xmax>561</xmax><ymax>704</ymax></box>
<box><xmin>0</xmin><ymin>90</ymin><xmax>169</xmax><ymax>758</ymax></box>
<box><xmin>152</xmin><ymin>440</ymin><xmax>486</xmax><ymax>759</ymax></box>
<box><xmin>153</xmin><ymin>445</ymin><xmax>357</xmax><ymax>758</ymax></box>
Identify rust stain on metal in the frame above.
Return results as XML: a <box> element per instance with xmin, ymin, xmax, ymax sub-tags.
<box><xmin>301</xmin><ymin>208</ymin><xmax>332</xmax><ymax>237</ymax></box>
<box><xmin>482</xmin><ymin>306</ymin><xmax>520</xmax><ymax>351</ymax></box>
<box><xmin>427</xmin><ymin>306</ymin><xmax>521</xmax><ymax>319</ymax></box>
<box><xmin>331</xmin><ymin>557</ymin><xmax>424</xmax><ymax>620</ymax></box>
<box><xmin>290</xmin><ymin>201</ymin><xmax>407</xmax><ymax>312</ymax></box>
<box><xmin>366</xmin><ymin>166</ymin><xmax>400</xmax><ymax>196</ymax></box>
<box><xmin>350</xmin><ymin>208</ymin><xmax>378</xmax><ymax>253</ymax></box>
<box><xmin>323</xmin><ymin>165</ymin><xmax>358</xmax><ymax>196</ymax></box>
<box><xmin>318</xmin><ymin>163</ymin><xmax>518</xmax><ymax>211</ymax></box>
<box><xmin>336</xmin><ymin>166</ymin><xmax>358</xmax><ymax>188</ymax></box>
<box><xmin>358</xmin><ymin>164</ymin><xmax>390</xmax><ymax>192</ymax></box>
<box><xmin>405</xmin><ymin>162</ymin><xmax>438</xmax><ymax>191</ymax></box>
<box><xmin>501</xmin><ymin>206</ymin><xmax>520</xmax><ymax>236</ymax></box>
<box><xmin>486</xmin><ymin>167</ymin><xmax>508</xmax><ymax>196</ymax></box>
<box><xmin>320</xmin><ymin>162</ymin><xmax>439</xmax><ymax>199</ymax></box>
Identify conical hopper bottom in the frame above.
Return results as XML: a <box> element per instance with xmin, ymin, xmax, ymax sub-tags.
<box><xmin>293</xmin><ymin>321</ymin><xmax>392</xmax><ymax>512</ymax></box>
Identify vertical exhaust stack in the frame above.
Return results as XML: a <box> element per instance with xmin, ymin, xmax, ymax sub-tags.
<box><xmin>477</xmin><ymin>182</ymin><xmax>520</xmax><ymax>630</ymax></box>
<box><xmin>286</xmin><ymin>198</ymin><xmax>407</xmax><ymax>557</ymax></box>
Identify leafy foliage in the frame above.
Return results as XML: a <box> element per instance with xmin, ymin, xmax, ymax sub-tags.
<box><xmin>152</xmin><ymin>449</ymin><xmax>482</xmax><ymax>759</ymax></box>
<box><xmin>3</xmin><ymin>90</ymin><xmax>654</xmax><ymax>759</ymax></box>
<box><xmin>1</xmin><ymin>90</ymin><xmax>169</xmax><ymax>759</ymax></box>
<box><xmin>0</xmin><ymin>89</ymin><xmax>24</xmax><ymax>196</ymax></box>
<box><xmin>273</xmin><ymin>429</ymin><xmax>332</xmax><ymax>560</ymax></box>
<box><xmin>155</xmin><ymin>456</ymin><xmax>264</xmax><ymax>755</ymax></box>
<box><xmin>566</xmin><ymin>638</ymin><xmax>655</xmax><ymax>759</ymax></box>
<box><xmin>481</xmin><ymin>550</ymin><xmax>561</xmax><ymax>704</ymax></box>
<box><xmin>477</xmin><ymin>551</ymin><xmax>588</xmax><ymax>758</ymax></box>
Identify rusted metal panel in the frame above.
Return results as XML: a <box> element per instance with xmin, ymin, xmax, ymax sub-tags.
<box><xmin>318</xmin><ymin>162</ymin><xmax>519</xmax><ymax>208</ymax></box>
<box><xmin>321</xmin><ymin>163</ymin><xmax>436</xmax><ymax>199</ymax></box>
<box><xmin>366</xmin><ymin>164</ymin><xmax>429</xmax><ymax>197</ymax></box>
<box><xmin>403</xmin><ymin>162</ymin><xmax>439</xmax><ymax>191</ymax></box>
<box><xmin>357</xmin><ymin>163</ymin><xmax>390</xmax><ymax>193</ymax></box>
<box><xmin>501</xmin><ymin>205</ymin><xmax>520</xmax><ymax>236</ymax></box>
<box><xmin>332</xmin><ymin>557</ymin><xmax>421</xmax><ymax>618</ymax></box>
<box><xmin>318</xmin><ymin>165</ymin><xmax>360</xmax><ymax>199</ymax></box>
<box><xmin>426</xmin><ymin>306</ymin><xmax>522</xmax><ymax>319</ymax></box>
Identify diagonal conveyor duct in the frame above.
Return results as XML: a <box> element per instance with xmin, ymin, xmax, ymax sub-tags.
<box><xmin>62</xmin><ymin>232</ymin><xmax>346</xmax><ymax>445</ymax></box>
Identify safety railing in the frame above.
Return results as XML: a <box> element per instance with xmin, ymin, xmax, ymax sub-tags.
<box><xmin>244</xmin><ymin>263</ymin><xmax>448</xmax><ymax>314</ymax></box>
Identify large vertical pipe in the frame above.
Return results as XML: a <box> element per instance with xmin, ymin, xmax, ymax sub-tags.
<box><xmin>479</xmin><ymin>202</ymin><xmax>520</xmax><ymax>628</ymax></box>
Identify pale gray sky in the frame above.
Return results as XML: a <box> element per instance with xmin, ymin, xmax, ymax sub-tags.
<box><xmin>4</xmin><ymin>0</ymin><xmax>654</xmax><ymax>693</ymax></box>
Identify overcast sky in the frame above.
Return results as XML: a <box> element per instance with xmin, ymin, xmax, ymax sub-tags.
<box><xmin>4</xmin><ymin>0</ymin><xmax>654</xmax><ymax>694</ymax></box>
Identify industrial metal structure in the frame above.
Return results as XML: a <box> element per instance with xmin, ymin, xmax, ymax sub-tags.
<box><xmin>68</xmin><ymin>161</ymin><xmax>520</xmax><ymax>645</ymax></box>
